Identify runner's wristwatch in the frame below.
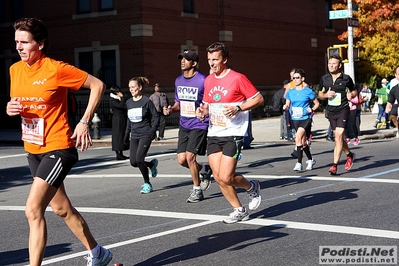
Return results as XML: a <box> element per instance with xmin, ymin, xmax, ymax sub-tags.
<box><xmin>235</xmin><ymin>105</ymin><xmax>242</xmax><ymax>113</ymax></box>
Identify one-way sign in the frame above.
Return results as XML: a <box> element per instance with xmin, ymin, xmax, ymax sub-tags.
<box><xmin>347</xmin><ymin>17</ymin><xmax>359</xmax><ymax>27</ymax></box>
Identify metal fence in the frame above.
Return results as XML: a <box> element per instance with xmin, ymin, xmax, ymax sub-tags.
<box><xmin>75</xmin><ymin>92</ymin><xmax>277</xmax><ymax>128</ymax></box>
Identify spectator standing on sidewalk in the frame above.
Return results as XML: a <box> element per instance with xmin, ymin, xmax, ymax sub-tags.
<box><xmin>273</xmin><ymin>79</ymin><xmax>291</xmax><ymax>140</ymax></box>
<box><xmin>345</xmin><ymin>83</ymin><xmax>365</xmax><ymax>146</ymax></box>
<box><xmin>196</xmin><ymin>42</ymin><xmax>263</xmax><ymax>223</ymax></box>
<box><xmin>318</xmin><ymin>54</ymin><xmax>356</xmax><ymax>175</ymax></box>
<box><xmin>361</xmin><ymin>83</ymin><xmax>372</xmax><ymax>112</ymax></box>
<box><xmin>110</xmin><ymin>85</ymin><xmax>129</xmax><ymax>160</ymax></box>
<box><xmin>125</xmin><ymin>77</ymin><xmax>159</xmax><ymax>194</ymax></box>
<box><xmin>149</xmin><ymin>83</ymin><xmax>169</xmax><ymax>140</ymax></box>
<box><xmin>166</xmin><ymin>49</ymin><xmax>212</xmax><ymax>203</ymax></box>
<box><xmin>6</xmin><ymin>17</ymin><xmax>112</xmax><ymax>266</ymax></box>
<box><xmin>283</xmin><ymin>69</ymin><xmax>319</xmax><ymax>171</ymax></box>
<box><xmin>386</xmin><ymin>67</ymin><xmax>399</xmax><ymax>138</ymax></box>
<box><xmin>373</xmin><ymin>78</ymin><xmax>390</xmax><ymax>129</ymax></box>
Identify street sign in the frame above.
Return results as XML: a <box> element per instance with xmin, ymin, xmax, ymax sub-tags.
<box><xmin>329</xmin><ymin>10</ymin><xmax>348</xmax><ymax>20</ymax></box>
<box><xmin>352</xmin><ymin>3</ymin><xmax>359</xmax><ymax>11</ymax></box>
<box><xmin>348</xmin><ymin>18</ymin><xmax>359</xmax><ymax>27</ymax></box>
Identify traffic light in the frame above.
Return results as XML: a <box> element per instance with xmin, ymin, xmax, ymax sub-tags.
<box><xmin>327</xmin><ymin>46</ymin><xmax>342</xmax><ymax>58</ymax></box>
<box><xmin>327</xmin><ymin>45</ymin><xmax>349</xmax><ymax>61</ymax></box>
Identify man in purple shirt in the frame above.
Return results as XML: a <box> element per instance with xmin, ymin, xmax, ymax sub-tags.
<box><xmin>166</xmin><ymin>50</ymin><xmax>212</xmax><ymax>203</ymax></box>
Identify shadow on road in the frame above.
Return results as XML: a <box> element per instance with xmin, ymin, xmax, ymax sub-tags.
<box><xmin>135</xmin><ymin>226</ymin><xmax>287</xmax><ymax>265</ymax></box>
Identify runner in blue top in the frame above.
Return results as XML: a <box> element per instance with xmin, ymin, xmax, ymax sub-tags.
<box><xmin>283</xmin><ymin>69</ymin><xmax>319</xmax><ymax>171</ymax></box>
<box><xmin>166</xmin><ymin>50</ymin><xmax>212</xmax><ymax>203</ymax></box>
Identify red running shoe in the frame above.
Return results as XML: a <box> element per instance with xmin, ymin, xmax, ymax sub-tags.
<box><xmin>345</xmin><ymin>153</ymin><xmax>355</xmax><ymax>171</ymax></box>
<box><xmin>329</xmin><ymin>164</ymin><xmax>337</xmax><ymax>175</ymax></box>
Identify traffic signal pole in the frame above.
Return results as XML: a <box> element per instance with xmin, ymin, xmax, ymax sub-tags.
<box><xmin>347</xmin><ymin>0</ymin><xmax>355</xmax><ymax>83</ymax></box>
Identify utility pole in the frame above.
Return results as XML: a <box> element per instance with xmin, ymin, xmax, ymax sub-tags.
<box><xmin>347</xmin><ymin>0</ymin><xmax>355</xmax><ymax>83</ymax></box>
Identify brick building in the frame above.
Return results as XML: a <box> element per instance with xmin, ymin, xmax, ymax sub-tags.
<box><xmin>0</xmin><ymin>0</ymin><xmax>346</xmax><ymax>129</ymax></box>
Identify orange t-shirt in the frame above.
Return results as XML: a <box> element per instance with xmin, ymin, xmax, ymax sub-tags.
<box><xmin>10</xmin><ymin>56</ymin><xmax>88</xmax><ymax>154</ymax></box>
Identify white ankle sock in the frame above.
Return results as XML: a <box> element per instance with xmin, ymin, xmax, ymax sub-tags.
<box><xmin>234</xmin><ymin>207</ymin><xmax>244</xmax><ymax>212</ymax></box>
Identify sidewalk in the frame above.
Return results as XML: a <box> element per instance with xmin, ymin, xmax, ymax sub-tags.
<box><xmin>0</xmin><ymin>112</ymin><xmax>397</xmax><ymax>146</ymax></box>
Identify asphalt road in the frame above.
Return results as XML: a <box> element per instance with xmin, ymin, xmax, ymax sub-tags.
<box><xmin>1</xmin><ymin>137</ymin><xmax>399</xmax><ymax>266</ymax></box>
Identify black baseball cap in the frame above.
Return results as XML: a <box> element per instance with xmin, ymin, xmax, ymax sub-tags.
<box><xmin>177</xmin><ymin>50</ymin><xmax>199</xmax><ymax>62</ymax></box>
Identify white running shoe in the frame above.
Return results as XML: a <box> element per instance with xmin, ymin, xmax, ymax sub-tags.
<box><xmin>305</xmin><ymin>159</ymin><xmax>316</xmax><ymax>170</ymax></box>
<box><xmin>223</xmin><ymin>207</ymin><xmax>249</xmax><ymax>224</ymax></box>
<box><xmin>199</xmin><ymin>164</ymin><xmax>212</xmax><ymax>191</ymax></box>
<box><xmin>293</xmin><ymin>162</ymin><xmax>303</xmax><ymax>171</ymax></box>
<box><xmin>247</xmin><ymin>180</ymin><xmax>261</xmax><ymax>210</ymax></box>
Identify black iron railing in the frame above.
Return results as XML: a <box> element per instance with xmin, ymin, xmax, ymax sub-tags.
<box><xmin>75</xmin><ymin>92</ymin><xmax>277</xmax><ymax>128</ymax></box>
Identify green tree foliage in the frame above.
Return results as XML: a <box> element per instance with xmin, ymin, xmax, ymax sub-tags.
<box><xmin>333</xmin><ymin>0</ymin><xmax>399</xmax><ymax>80</ymax></box>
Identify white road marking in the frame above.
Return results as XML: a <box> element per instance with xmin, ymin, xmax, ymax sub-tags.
<box><xmin>0</xmin><ymin>147</ymin><xmax>111</xmax><ymax>160</ymax></box>
<box><xmin>71</xmin><ymin>152</ymin><xmax>176</xmax><ymax>170</ymax></box>
<box><xmin>65</xmin><ymin>173</ymin><xmax>399</xmax><ymax>184</ymax></box>
<box><xmin>0</xmin><ymin>153</ymin><xmax>27</xmax><ymax>159</ymax></box>
<box><xmin>3</xmin><ymin>157</ymin><xmax>399</xmax><ymax>264</ymax></box>
<box><xmin>36</xmin><ymin>219</ymin><xmax>217</xmax><ymax>265</ymax></box>
<box><xmin>0</xmin><ymin>204</ymin><xmax>396</xmax><ymax>264</ymax></box>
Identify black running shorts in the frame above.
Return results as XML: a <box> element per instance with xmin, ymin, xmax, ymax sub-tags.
<box><xmin>207</xmin><ymin>136</ymin><xmax>243</xmax><ymax>159</ymax></box>
<box><xmin>177</xmin><ymin>126</ymin><xmax>208</xmax><ymax>156</ymax></box>
<box><xmin>328</xmin><ymin>108</ymin><xmax>349</xmax><ymax>130</ymax></box>
<box><xmin>27</xmin><ymin>147</ymin><xmax>78</xmax><ymax>188</ymax></box>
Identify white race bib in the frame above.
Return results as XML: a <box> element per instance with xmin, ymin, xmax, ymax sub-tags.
<box><xmin>209</xmin><ymin>104</ymin><xmax>228</xmax><ymax>127</ymax></box>
<box><xmin>328</xmin><ymin>93</ymin><xmax>342</xmax><ymax>106</ymax></box>
<box><xmin>180</xmin><ymin>101</ymin><xmax>196</xmax><ymax>117</ymax></box>
<box><xmin>291</xmin><ymin>107</ymin><xmax>303</xmax><ymax>118</ymax></box>
<box><xmin>128</xmin><ymin>107</ymin><xmax>143</xmax><ymax>122</ymax></box>
<box><xmin>21</xmin><ymin>116</ymin><xmax>44</xmax><ymax>145</ymax></box>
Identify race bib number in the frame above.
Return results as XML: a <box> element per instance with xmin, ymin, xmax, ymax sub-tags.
<box><xmin>128</xmin><ymin>107</ymin><xmax>142</xmax><ymax>122</ymax></box>
<box><xmin>180</xmin><ymin>101</ymin><xmax>196</xmax><ymax>117</ymax></box>
<box><xmin>328</xmin><ymin>93</ymin><xmax>341</xmax><ymax>106</ymax></box>
<box><xmin>21</xmin><ymin>116</ymin><xmax>44</xmax><ymax>145</ymax></box>
<box><xmin>291</xmin><ymin>107</ymin><xmax>303</xmax><ymax>118</ymax></box>
<box><xmin>209</xmin><ymin>104</ymin><xmax>227</xmax><ymax>127</ymax></box>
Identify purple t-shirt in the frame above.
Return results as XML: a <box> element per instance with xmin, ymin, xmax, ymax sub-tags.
<box><xmin>174</xmin><ymin>71</ymin><xmax>209</xmax><ymax>130</ymax></box>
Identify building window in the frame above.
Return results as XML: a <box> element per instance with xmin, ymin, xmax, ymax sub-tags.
<box><xmin>77</xmin><ymin>0</ymin><xmax>91</xmax><ymax>14</ymax></box>
<box><xmin>11</xmin><ymin>0</ymin><xmax>23</xmax><ymax>20</ymax></box>
<box><xmin>183</xmin><ymin>0</ymin><xmax>194</xmax><ymax>14</ymax></box>
<box><xmin>98</xmin><ymin>50</ymin><xmax>116</xmax><ymax>88</ymax></box>
<box><xmin>78</xmin><ymin>50</ymin><xmax>116</xmax><ymax>89</ymax></box>
<box><xmin>0</xmin><ymin>0</ymin><xmax>23</xmax><ymax>23</ymax></box>
<box><xmin>78</xmin><ymin>51</ymin><xmax>94</xmax><ymax>75</ymax></box>
<box><xmin>0</xmin><ymin>1</ymin><xmax>5</xmax><ymax>23</ymax></box>
<box><xmin>100</xmin><ymin>0</ymin><xmax>113</xmax><ymax>11</ymax></box>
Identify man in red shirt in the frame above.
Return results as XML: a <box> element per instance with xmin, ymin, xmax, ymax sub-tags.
<box><xmin>196</xmin><ymin>42</ymin><xmax>264</xmax><ymax>223</ymax></box>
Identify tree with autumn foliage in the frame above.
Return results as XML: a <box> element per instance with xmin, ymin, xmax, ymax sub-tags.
<box><xmin>333</xmin><ymin>0</ymin><xmax>399</xmax><ymax>84</ymax></box>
